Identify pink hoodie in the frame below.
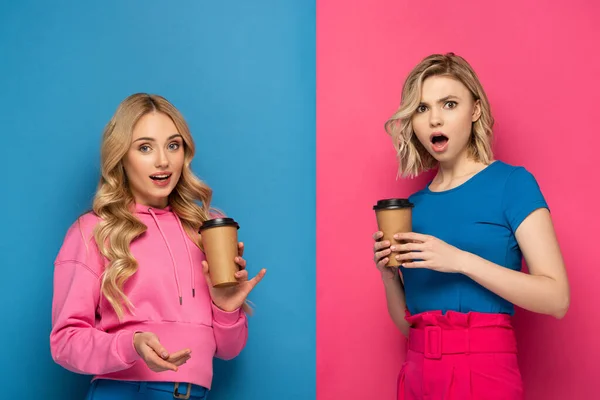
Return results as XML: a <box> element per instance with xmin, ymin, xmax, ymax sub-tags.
<box><xmin>50</xmin><ymin>204</ymin><xmax>247</xmax><ymax>389</ymax></box>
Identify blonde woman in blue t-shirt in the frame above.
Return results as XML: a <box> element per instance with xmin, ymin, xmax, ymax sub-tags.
<box><xmin>373</xmin><ymin>53</ymin><xmax>570</xmax><ymax>400</ymax></box>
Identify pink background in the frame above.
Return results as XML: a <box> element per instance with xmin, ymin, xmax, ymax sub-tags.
<box><xmin>317</xmin><ymin>1</ymin><xmax>600</xmax><ymax>399</ymax></box>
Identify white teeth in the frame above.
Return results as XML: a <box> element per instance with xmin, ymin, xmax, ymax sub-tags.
<box><xmin>151</xmin><ymin>174</ymin><xmax>170</xmax><ymax>180</ymax></box>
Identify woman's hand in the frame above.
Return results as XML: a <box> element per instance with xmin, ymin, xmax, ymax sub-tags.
<box><xmin>372</xmin><ymin>231</ymin><xmax>401</xmax><ymax>282</ymax></box>
<box><xmin>133</xmin><ymin>332</ymin><xmax>191</xmax><ymax>372</ymax></box>
<box><xmin>393</xmin><ymin>232</ymin><xmax>467</xmax><ymax>273</ymax></box>
<box><xmin>203</xmin><ymin>242</ymin><xmax>267</xmax><ymax>312</ymax></box>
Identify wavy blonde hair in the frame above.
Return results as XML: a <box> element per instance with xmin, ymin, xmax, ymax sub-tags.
<box><xmin>384</xmin><ymin>53</ymin><xmax>495</xmax><ymax>178</ymax></box>
<box><xmin>92</xmin><ymin>93</ymin><xmax>242</xmax><ymax>319</ymax></box>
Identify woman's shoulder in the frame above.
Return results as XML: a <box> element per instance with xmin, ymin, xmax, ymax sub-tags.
<box><xmin>60</xmin><ymin>211</ymin><xmax>102</xmax><ymax>248</ymax></box>
<box><xmin>55</xmin><ymin>212</ymin><xmax>104</xmax><ymax>269</ymax></box>
<box><xmin>488</xmin><ymin>161</ymin><xmax>543</xmax><ymax>195</ymax></box>
<box><xmin>489</xmin><ymin>160</ymin><xmax>536</xmax><ymax>178</ymax></box>
<box><xmin>72</xmin><ymin>211</ymin><xmax>102</xmax><ymax>234</ymax></box>
<box><xmin>408</xmin><ymin>188</ymin><xmax>428</xmax><ymax>202</ymax></box>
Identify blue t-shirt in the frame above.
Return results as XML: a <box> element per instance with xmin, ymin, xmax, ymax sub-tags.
<box><xmin>402</xmin><ymin>161</ymin><xmax>548</xmax><ymax>315</ymax></box>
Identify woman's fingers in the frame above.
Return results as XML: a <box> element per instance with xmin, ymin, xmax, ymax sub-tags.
<box><xmin>235</xmin><ymin>269</ymin><xmax>249</xmax><ymax>282</ymax></box>
<box><xmin>374</xmin><ymin>240</ymin><xmax>391</xmax><ymax>252</ymax></box>
<box><xmin>376</xmin><ymin>258</ymin><xmax>389</xmax><ymax>269</ymax></box>
<box><xmin>145</xmin><ymin>349</ymin><xmax>178</xmax><ymax>372</ymax></box>
<box><xmin>374</xmin><ymin>248</ymin><xmax>391</xmax><ymax>262</ymax></box>
<box><xmin>372</xmin><ymin>231</ymin><xmax>384</xmax><ymax>240</ymax></box>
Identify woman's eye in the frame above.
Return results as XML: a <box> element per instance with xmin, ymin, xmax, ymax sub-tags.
<box><xmin>168</xmin><ymin>142</ymin><xmax>181</xmax><ymax>151</ymax></box>
<box><xmin>445</xmin><ymin>101</ymin><xmax>457</xmax><ymax>109</ymax></box>
<box><xmin>139</xmin><ymin>145</ymin><xmax>151</xmax><ymax>153</ymax></box>
<box><xmin>416</xmin><ymin>105</ymin><xmax>428</xmax><ymax>113</ymax></box>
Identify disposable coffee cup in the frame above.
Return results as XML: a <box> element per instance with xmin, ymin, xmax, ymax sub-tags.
<box><xmin>373</xmin><ymin>198</ymin><xmax>414</xmax><ymax>267</ymax></box>
<box><xmin>199</xmin><ymin>217</ymin><xmax>240</xmax><ymax>288</ymax></box>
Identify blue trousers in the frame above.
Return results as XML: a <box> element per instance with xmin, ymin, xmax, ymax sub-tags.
<box><xmin>85</xmin><ymin>379</ymin><xmax>209</xmax><ymax>400</ymax></box>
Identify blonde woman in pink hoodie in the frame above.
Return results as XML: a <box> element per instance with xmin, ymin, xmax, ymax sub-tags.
<box><xmin>50</xmin><ymin>93</ymin><xmax>267</xmax><ymax>399</ymax></box>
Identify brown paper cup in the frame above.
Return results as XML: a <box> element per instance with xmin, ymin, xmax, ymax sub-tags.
<box><xmin>373</xmin><ymin>199</ymin><xmax>414</xmax><ymax>267</ymax></box>
<box><xmin>199</xmin><ymin>217</ymin><xmax>240</xmax><ymax>288</ymax></box>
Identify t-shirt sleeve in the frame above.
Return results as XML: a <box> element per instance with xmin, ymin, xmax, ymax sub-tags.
<box><xmin>502</xmin><ymin>167</ymin><xmax>549</xmax><ymax>233</ymax></box>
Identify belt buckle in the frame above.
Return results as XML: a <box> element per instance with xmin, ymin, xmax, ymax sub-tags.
<box><xmin>173</xmin><ymin>382</ymin><xmax>191</xmax><ymax>399</ymax></box>
<box><xmin>423</xmin><ymin>326</ymin><xmax>442</xmax><ymax>360</ymax></box>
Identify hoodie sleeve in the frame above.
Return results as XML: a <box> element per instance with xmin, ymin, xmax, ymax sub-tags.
<box><xmin>50</xmin><ymin>215</ymin><xmax>141</xmax><ymax>375</ymax></box>
<box><xmin>211</xmin><ymin>303</ymin><xmax>248</xmax><ymax>360</ymax></box>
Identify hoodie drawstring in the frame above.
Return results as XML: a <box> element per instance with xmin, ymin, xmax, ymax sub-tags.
<box><xmin>174</xmin><ymin>215</ymin><xmax>196</xmax><ymax>298</ymax></box>
<box><xmin>148</xmin><ymin>208</ymin><xmax>187</xmax><ymax>305</ymax></box>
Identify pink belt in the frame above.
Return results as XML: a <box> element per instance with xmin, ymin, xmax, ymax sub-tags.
<box><xmin>408</xmin><ymin>326</ymin><xmax>518</xmax><ymax>359</ymax></box>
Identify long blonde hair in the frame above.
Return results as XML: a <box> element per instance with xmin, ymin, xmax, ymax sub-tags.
<box><xmin>384</xmin><ymin>53</ymin><xmax>495</xmax><ymax>178</ymax></box>
<box><xmin>92</xmin><ymin>93</ymin><xmax>215</xmax><ymax>319</ymax></box>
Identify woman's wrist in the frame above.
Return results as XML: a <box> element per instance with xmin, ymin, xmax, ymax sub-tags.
<box><xmin>382</xmin><ymin>273</ymin><xmax>402</xmax><ymax>289</ymax></box>
<box><xmin>456</xmin><ymin>250</ymin><xmax>475</xmax><ymax>275</ymax></box>
<box><xmin>212</xmin><ymin>300</ymin><xmax>240</xmax><ymax>313</ymax></box>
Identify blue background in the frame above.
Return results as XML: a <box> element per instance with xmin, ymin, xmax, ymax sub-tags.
<box><xmin>0</xmin><ymin>1</ymin><xmax>315</xmax><ymax>398</ymax></box>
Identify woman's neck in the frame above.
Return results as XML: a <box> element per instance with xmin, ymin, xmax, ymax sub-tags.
<box><xmin>431</xmin><ymin>154</ymin><xmax>491</xmax><ymax>191</ymax></box>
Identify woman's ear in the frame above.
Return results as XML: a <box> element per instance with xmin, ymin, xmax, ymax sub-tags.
<box><xmin>472</xmin><ymin>99</ymin><xmax>482</xmax><ymax>122</ymax></box>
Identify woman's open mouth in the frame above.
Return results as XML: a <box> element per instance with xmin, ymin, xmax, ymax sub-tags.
<box><xmin>150</xmin><ymin>173</ymin><xmax>172</xmax><ymax>187</ymax></box>
<box><xmin>430</xmin><ymin>133</ymin><xmax>449</xmax><ymax>153</ymax></box>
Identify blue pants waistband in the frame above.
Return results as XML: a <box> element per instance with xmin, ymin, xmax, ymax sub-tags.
<box><xmin>89</xmin><ymin>379</ymin><xmax>208</xmax><ymax>399</ymax></box>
